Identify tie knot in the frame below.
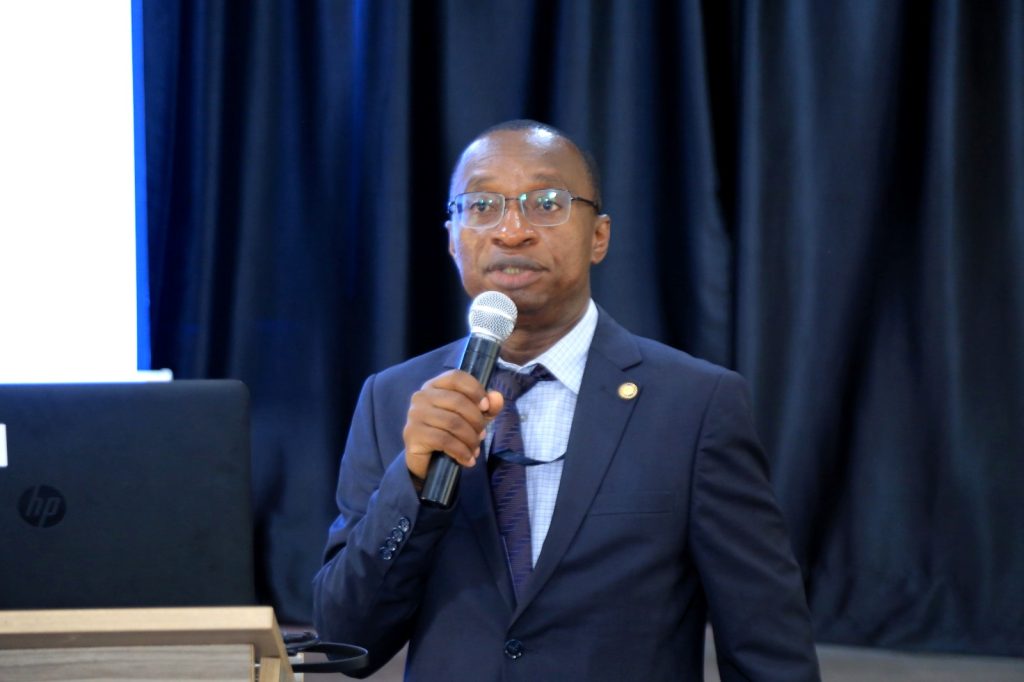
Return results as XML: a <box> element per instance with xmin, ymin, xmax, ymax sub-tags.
<box><xmin>490</xmin><ymin>364</ymin><xmax>554</xmax><ymax>403</ymax></box>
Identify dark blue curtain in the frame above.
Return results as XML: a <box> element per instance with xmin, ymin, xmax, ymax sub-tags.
<box><xmin>142</xmin><ymin>0</ymin><xmax>1024</xmax><ymax>655</ymax></box>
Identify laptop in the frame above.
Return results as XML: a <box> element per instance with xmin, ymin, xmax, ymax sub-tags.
<box><xmin>0</xmin><ymin>380</ymin><xmax>256</xmax><ymax>609</ymax></box>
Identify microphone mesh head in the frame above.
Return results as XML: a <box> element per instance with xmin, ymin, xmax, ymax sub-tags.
<box><xmin>468</xmin><ymin>291</ymin><xmax>517</xmax><ymax>342</ymax></box>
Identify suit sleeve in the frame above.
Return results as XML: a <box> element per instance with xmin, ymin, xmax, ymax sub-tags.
<box><xmin>689</xmin><ymin>370</ymin><xmax>821</xmax><ymax>681</ymax></box>
<box><xmin>312</xmin><ymin>373</ymin><xmax>455</xmax><ymax>677</ymax></box>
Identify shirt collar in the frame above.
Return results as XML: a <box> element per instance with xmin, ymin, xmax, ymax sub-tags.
<box><xmin>497</xmin><ymin>299</ymin><xmax>597</xmax><ymax>395</ymax></box>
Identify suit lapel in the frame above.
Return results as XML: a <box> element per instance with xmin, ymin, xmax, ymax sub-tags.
<box><xmin>443</xmin><ymin>339</ymin><xmax>518</xmax><ymax>611</ymax></box>
<box><xmin>512</xmin><ymin>311</ymin><xmax>642</xmax><ymax>621</ymax></box>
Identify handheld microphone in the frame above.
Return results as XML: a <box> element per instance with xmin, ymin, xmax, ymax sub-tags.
<box><xmin>419</xmin><ymin>291</ymin><xmax>517</xmax><ymax>508</ymax></box>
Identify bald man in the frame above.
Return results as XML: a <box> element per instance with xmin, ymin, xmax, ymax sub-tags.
<box><xmin>314</xmin><ymin>120</ymin><xmax>820</xmax><ymax>681</ymax></box>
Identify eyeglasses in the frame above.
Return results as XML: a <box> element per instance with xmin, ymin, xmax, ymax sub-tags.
<box><xmin>447</xmin><ymin>188</ymin><xmax>600</xmax><ymax>230</ymax></box>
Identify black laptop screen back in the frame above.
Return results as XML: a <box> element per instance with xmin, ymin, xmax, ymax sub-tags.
<box><xmin>0</xmin><ymin>380</ymin><xmax>256</xmax><ymax>609</ymax></box>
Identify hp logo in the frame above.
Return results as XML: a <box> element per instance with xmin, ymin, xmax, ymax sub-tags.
<box><xmin>18</xmin><ymin>485</ymin><xmax>67</xmax><ymax>528</ymax></box>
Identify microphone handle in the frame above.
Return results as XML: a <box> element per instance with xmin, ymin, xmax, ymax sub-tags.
<box><xmin>419</xmin><ymin>334</ymin><xmax>501</xmax><ymax>508</ymax></box>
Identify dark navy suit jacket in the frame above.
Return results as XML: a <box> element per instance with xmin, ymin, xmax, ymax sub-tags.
<box><xmin>313</xmin><ymin>310</ymin><xmax>820</xmax><ymax>680</ymax></box>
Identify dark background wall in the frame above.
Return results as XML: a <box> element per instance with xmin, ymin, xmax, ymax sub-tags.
<box><xmin>142</xmin><ymin>0</ymin><xmax>1023</xmax><ymax>656</ymax></box>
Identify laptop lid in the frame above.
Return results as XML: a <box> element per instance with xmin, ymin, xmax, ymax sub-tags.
<box><xmin>0</xmin><ymin>380</ymin><xmax>256</xmax><ymax>609</ymax></box>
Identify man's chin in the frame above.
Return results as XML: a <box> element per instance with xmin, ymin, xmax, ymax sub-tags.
<box><xmin>503</xmin><ymin>292</ymin><xmax>548</xmax><ymax>320</ymax></box>
<box><xmin>466</xmin><ymin>281</ymin><xmax>534</xmax><ymax>306</ymax></box>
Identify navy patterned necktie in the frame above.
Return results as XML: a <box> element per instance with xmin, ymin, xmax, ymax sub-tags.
<box><xmin>488</xmin><ymin>364</ymin><xmax>554</xmax><ymax>599</ymax></box>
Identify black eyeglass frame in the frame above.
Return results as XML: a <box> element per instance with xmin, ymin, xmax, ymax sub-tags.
<box><xmin>446</xmin><ymin>188</ymin><xmax>601</xmax><ymax>229</ymax></box>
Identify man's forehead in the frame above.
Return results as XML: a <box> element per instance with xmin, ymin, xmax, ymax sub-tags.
<box><xmin>461</xmin><ymin>170</ymin><xmax>566</xmax><ymax>188</ymax></box>
<box><xmin>453</xmin><ymin>129</ymin><xmax>586</xmax><ymax>189</ymax></box>
<box><xmin>463</xmin><ymin>128</ymin><xmax>569</xmax><ymax>160</ymax></box>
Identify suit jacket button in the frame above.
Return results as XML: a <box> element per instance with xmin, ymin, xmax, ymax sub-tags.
<box><xmin>379</xmin><ymin>547</ymin><xmax>394</xmax><ymax>560</ymax></box>
<box><xmin>503</xmin><ymin>639</ymin><xmax>524</xmax><ymax>659</ymax></box>
<box><xmin>397</xmin><ymin>517</ymin><xmax>411</xmax><ymax>532</ymax></box>
<box><xmin>390</xmin><ymin>528</ymin><xmax>405</xmax><ymax>542</ymax></box>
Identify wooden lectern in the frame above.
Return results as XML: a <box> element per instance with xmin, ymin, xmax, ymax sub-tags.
<box><xmin>0</xmin><ymin>606</ymin><xmax>295</xmax><ymax>681</ymax></box>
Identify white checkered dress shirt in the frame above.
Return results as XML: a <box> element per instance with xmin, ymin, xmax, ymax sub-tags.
<box><xmin>488</xmin><ymin>299</ymin><xmax>598</xmax><ymax>566</ymax></box>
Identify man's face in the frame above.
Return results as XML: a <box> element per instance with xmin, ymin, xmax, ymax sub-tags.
<box><xmin>446</xmin><ymin>129</ymin><xmax>610</xmax><ymax>332</ymax></box>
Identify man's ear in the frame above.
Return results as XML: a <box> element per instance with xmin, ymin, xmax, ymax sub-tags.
<box><xmin>590</xmin><ymin>214</ymin><xmax>611</xmax><ymax>264</ymax></box>
<box><xmin>446</xmin><ymin>220</ymin><xmax>457</xmax><ymax>259</ymax></box>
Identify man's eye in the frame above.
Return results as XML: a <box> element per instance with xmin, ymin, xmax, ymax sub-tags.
<box><xmin>467</xmin><ymin>199</ymin><xmax>496</xmax><ymax>213</ymax></box>
<box><xmin>534</xmin><ymin>196</ymin><xmax>562</xmax><ymax>212</ymax></box>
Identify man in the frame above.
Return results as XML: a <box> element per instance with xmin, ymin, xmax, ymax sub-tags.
<box><xmin>314</xmin><ymin>120</ymin><xmax>820</xmax><ymax>680</ymax></box>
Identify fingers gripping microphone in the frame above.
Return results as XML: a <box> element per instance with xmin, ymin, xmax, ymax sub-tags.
<box><xmin>420</xmin><ymin>291</ymin><xmax>517</xmax><ymax>508</ymax></box>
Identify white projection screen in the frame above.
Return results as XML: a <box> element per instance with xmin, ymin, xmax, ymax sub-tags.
<box><xmin>0</xmin><ymin>2</ymin><xmax>152</xmax><ymax>383</ymax></box>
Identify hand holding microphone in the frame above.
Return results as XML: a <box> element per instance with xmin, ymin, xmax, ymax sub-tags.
<box><xmin>404</xmin><ymin>291</ymin><xmax>517</xmax><ymax>508</ymax></box>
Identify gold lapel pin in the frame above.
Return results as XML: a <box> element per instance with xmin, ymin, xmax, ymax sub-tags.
<box><xmin>617</xmin><ymin>382</ymin><xmax>639</xmax><ymax>400</ymax></box>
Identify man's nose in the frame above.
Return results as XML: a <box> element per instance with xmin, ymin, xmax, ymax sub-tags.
<box><xmin>492</xmin><ymin>201</ymin><xmax>536</xmax><ymax>245</ymax></box>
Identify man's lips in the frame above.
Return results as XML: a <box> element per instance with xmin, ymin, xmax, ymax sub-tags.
<box><xmin>484</xmin><ymin>257</ymin><xmax>545</xmax><ymax>288</ymax></box>
<box><xmin>485</xmin><ymin>257</ymin><xmax>544</xmax><ymax>276</ymax></box>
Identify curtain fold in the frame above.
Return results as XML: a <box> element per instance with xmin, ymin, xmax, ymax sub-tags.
<box><xmin>144</xmin><ymin>0</ymin><xmax>1023</xmax><ymax>653</ymax></box>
